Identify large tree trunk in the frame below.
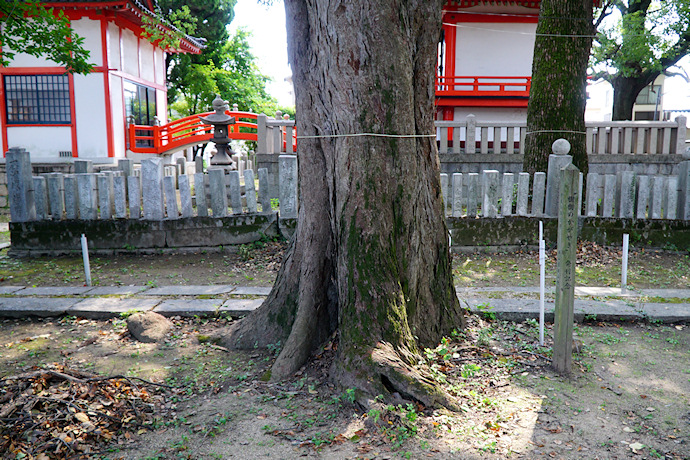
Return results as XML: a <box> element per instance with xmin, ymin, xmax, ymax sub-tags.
<box><xmin>219</xmin><ymin>0</ymin><xmax>464</xmax><ymax>407</ymax></box>
<box><xmin>524</xmin><ymin>0</ymin><xmax>593</xmax><ymax>176</ymax></box>
<box><xmin>611</xmin><ymin>74</ymin><xmax>658</xmax><ymax>121</ymax></box>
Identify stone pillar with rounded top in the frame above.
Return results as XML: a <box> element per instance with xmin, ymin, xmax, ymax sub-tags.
<box><xmin>545</xmin><ymin>138</ymin><xmax>573</xmax><ymax>217</ymax></box>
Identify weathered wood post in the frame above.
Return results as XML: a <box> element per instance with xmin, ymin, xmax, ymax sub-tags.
<box><xmin>553</xmin><ymin>163</ymin><xmax>580</xmax><ymax>375</ymax></box>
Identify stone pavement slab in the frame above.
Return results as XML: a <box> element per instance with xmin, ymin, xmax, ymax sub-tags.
<box><xmin>574</xmin><ymin>287</ymin><xmax>625</xmax><ymax>297</ymax></box>
<box><xmin>143</xmin><ymin>285</ymin><xmax>235</xmax><ymax>296</ymax></box>
<box><xmin>463</xmin><ymin>297</ymin><xmax>644</xmax><ymax>322</ymax></box>
<box><xmin>0</xmin><ymin>297</ymin><xmax>81</xmax><ymax>317</ymax></box>
<box><xmin>230</xmin><ymin>287</ymin><xmax>271</xmax><ymax>296</ymax></box>
<box><xmin>68</xmin><ymin>298</ymin><xmax>159</xmax><ymax>319</ymax></box>
<box><xmin>0</xmin><ymin>286</ymin><xmax>26</xmax><ymax>294</ymax></box>
<box><xmin>639</xmin><ymin>289</ymin><xmax>690</xmax><ymax>299</ymax></box>
<box><xmin>638</xmin><ymin>302</ymin><xmax>690</xmax><ymax>323</ymax></box>
<box><xmin>86</xmin><ymin>286</ymin><xmax>147</xmax><ymax>296</ymax></box>
<box><xmin>17</xmin><ymin>286</ymin><xmax>94</xmax><ymax>296</ymax></box>
<box><xmin>154</xmin><ymin>299</ymin><xmax>224</xmax><ymax>317</ymax></box>
<box><xmin>457</xmin><ymin>287</ymin><xmax>542</xmax><ymax>295</ymax></box>
<box><xmin>220</xmin><ymin>299</ymin><xmax>263</xmax><ymax>316</ymax></box>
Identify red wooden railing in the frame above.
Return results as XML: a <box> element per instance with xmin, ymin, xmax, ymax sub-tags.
<box><xmin>128</xmin><ymin>110</ymin><xmax>260</xmax><ymax>155</ymax></box>
<box><xmin>435</xmin><ymin>76</ymin><xmax>531</xmax><ymax>98</ymax></box>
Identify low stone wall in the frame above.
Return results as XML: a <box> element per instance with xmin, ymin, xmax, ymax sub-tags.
<box><xmin>447</xmin><ymin>216</ymin><xmax>690</xmax><ymax>251</ymax></box>
<box><xmin>9</xmin><ymin>213</ymin><xmax>279</xmax><ymax>256</ymax></box>
<box><xmin>8</xmin><ymin>214</ymin><xmax>689</xmax><ymax>256</ymax></box>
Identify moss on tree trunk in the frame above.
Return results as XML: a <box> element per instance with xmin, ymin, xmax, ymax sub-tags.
<box><xmin>524</xmin><ymin>0</ymin><xmax>593</xmax><ymax>176</ymax></box>
<box><xmin>219</xmin><ymin>0</ymin><xmax>464</xmax><ymax>407</ymax></box>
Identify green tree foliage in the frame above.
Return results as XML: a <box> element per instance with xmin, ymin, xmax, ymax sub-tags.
<box><xmin>160</xmin><ymin>0</ymin><xmax>282</xmax><ymax>117</ymax></box>
<box><xmin>524</xmin><ymin>0</ymin><xmax>593</xmax><ymax>175</ymax></box>
<box><xmin>592</xmin><ymin>0</ymin><xmax>690</xmax><ymax>120</ymax></box>
<box><xmin>141</xmin><ymin>5</ymin><xmax>197</xmax><ymax>51</ymax></box>
<box><xmin>0</xmin><ymin>1</ymin><xmax>93</xmax><ymax>73</ymax></box>
<box><xmin>168</xmin><ymin>29</ymin><xmax>278</xmax><ymax>117</ymax></box>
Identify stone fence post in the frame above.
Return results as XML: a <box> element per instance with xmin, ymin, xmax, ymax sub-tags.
<box><xmin>6</xmin><ymin>147</ymin><xmax>36</xmax><ymax>222</ymax></box>
<box><xmin>141</xmin><ymin>158</ymin><xmax>165</xmax><ymax>220</ymax></box>
<box><xmin>279</xmin><ymin>155</ymin><xmax>298</xmax><ymax>219</ymax></box>
<box><xmin>676</xmin><ymin>116</ymin><xmax>687</xmax><ymax>157</ymax></box>
<box><xmin>545</xmin><ymin>139</ymin><xmax>573</xmax><ymax>217</ymax></box>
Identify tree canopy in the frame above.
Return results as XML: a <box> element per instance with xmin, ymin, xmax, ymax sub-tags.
<box><xmin>0</xmin><ymin>1</ymin><xmax>93</xmax><ymax>74</ymax></box>
<box><xmin>592</xmin><ymin>0</ymin><xmax>690</xmax><ymax>120</ymax></box>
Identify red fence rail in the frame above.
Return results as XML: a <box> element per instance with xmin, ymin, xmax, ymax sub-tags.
<box><xmin>128</xmin><ymin>111</ymin><xmax>260</xmax><ymax>155</ymax></box>
<box><xmin>435</xmin><ymin>76</ymin><xmax>531</xmax><ymax>98</ymax></box>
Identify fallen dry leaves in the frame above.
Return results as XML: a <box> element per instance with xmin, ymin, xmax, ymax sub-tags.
<box><xmin>0</xmin><ymin>364</ymin><xmax>172</xmax><ymax>459</ymax></box>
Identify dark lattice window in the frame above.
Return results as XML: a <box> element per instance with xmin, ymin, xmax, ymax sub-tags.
<box><xmin>124</xmin><ymin>80</ymin><xmax>157</xmax><ymax>126</ymax></box>
<box><xmin>4</xmin><ymin>75</ymin><xmax>71</xmax><ymax>124</ymax></box>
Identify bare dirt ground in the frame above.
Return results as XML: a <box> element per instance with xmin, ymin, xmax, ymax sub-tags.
<box><xmin>0</xmin><ymin>242</ymin><xmax>688</xmax><ymax>459</ymax></box>
<box><xmin>1</xmin><ymin>315</ymin><xmax>688</xmax><ymax>459</ymax></box>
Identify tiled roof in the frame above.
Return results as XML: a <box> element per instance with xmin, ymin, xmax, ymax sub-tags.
<box><xmin>43</xmin><ymin>0</ymin><xmax>205</xmax><ymax>53</ymax></box>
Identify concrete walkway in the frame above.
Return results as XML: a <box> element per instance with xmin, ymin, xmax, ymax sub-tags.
<box><xmin>0</xmin><ymin>284</ymin><xmax>687</xmax><ymax>322</ymax></box>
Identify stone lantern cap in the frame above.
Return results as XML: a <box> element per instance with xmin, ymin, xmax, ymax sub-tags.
<box><xmin>199</xmin><ymin>94</ymin><xmax>235</xmax><ymax>125</ymax></box>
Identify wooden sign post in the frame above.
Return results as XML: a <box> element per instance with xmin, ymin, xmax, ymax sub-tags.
<box><xmin>553</xmin><ymin>164</ymin><xmax>579</xmax><ymax>375</ymax></box>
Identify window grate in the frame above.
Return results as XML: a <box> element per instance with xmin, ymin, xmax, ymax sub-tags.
<box><xmin>4</xmin><ymin>74</ymin><xmax>71</xmax><ymax>124</ymax></box>
<box><xmin>59</xmin><ymin>151</ymin><xmax>72</xmax><ymax>157</ymax></box>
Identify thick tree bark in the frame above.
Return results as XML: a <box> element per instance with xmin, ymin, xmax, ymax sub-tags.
<box><xmin>219</xmin><ymin>0</ymin><xmax>464</xmax><ymax>407</ymax></box>
<box><xmin>611</xmin><ymin>75</ymin><xmax>657</xmax><ymax>121</ymax></box>
<box><xmin>524</xmin><ymin>0</ymin><xmax>593</xmax><ymax>176</ymax></box>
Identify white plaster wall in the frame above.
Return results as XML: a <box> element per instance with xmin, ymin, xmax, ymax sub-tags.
<box><xmin>452</xmin><ymin>107</ymin><xmax>527</xmax><ymax>142</ymax></box>
<box><xmin>154</xmin><ymin>48</ymin><xmax>166</xmax><ymax>86</ymax></box>
<box><xmin>107</xmin><ymin>22</ymin><xmax>122</xmax><ymax>71</ymax></box>
<box><xmin>453</xmin><ymin>107</ymin><xmax>527</xmax><ymax>124</ymax></box>
<box><xmin>121</xmin><ymin>29</ymin><xmax>139</xmax><ymax>77</ymax></box>
<box><xmin>585</xmin><ymin>81</ymin><xmax>613</xmax><ymax>122</ymax></box>
<box><xmin>2</xmin><ymin>17</ymin><xmax>104</xmax><ymax>68</ymax></box>
<box><xmin>156</xmin><ymin>89</ymin><xmax>168</xmax><ymax>124</ymax></box>
<box><xmin>7</xmin><ymin>127</ymin><xmax>72</xmax><ymax>160</ymax></box>
<box><xmin>455</xmin><ymin>23</ymin><xmax>536</xmax><ymax>76</ymax></box>
<box><xmin>140</xmin><ymin>40</ymin><xmax>155</xmax><ymax>82</ymax></box>
<box><xmin>71</xmin><ymin>18</ymin><xmax>103</xmax><ymax>66</ymax></box>
<box><xmin>110</xmin><ymin>76</ymin><xmax>126</xmax><ymax>157</ymax></box>
<box><xmin>73</xmin><ymin>73</ymin><xmax>108</xmax><ymax>158</ymax></box>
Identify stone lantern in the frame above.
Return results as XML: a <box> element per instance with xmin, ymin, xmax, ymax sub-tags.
<box><xmin>199</xmin><ymin>95</ymin><xmax>236</xmax><ymax>166</ymax></box>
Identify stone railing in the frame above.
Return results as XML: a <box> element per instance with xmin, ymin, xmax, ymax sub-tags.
<box><xmin>7</xmin><ymin>141</ymin><xmax>690</xmax><ymax>257</ymax></box>
<box><xmin>436</xmin><ymin>115</ymin><xmax>688</xmax><ymax>176</ymax></box>
<box><xmin>9</xmin><ymin>146</ymin><xmax>690</xmax><ymax>225</ymax></box>
<box><xmin>439</xmin><ymin>140</ymin><xmax>690</xmax><ymax>221</ymax></box>
<box><xmin>255</xmin><ymin>113</ymin><xmax>296</xmax><ymax>199</ymax></box>
<box><xmin>440</xmin><ymin>166</ymin><xmax>690</xmax><ymax>220</ymax></box>
<box><xmin>6</xmin><ymin>149</ymin><xmax>298</xmax><ymax>224</ymax></box>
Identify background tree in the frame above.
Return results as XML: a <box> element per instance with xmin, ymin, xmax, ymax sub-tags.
<box><xmin>168</xmin><ymin>30</ymin><xmax>278</xmax><ymax>117</ymax></box>
<box><xmin>0</xmin><ymin>1</ymin><xmax>93</xmax><ymax>73</ymax></box>
<box><xmin>218</xmin><ymin>0</ymin><xmax>464</xmax><ymax>406</ymax></box>
<box><xmin>159</xmin><ymin>0</ymin><xmax>236</xmax><ymax>107</ymax></box>
<box><xmin>524</xmin><ymin>0</ymin><xmax>594</xmax><ymax>176</ymax></box>
<box><xmin>592</xmin><ymin>0</ymin><xmax>690</xmax><ymax>120</ymax></box>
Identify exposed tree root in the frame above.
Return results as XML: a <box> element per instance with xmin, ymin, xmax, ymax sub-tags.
<box><xmin>332</xmin><ymin>341</ymin><xmax>461</xmax><ymax>411</ymax></box>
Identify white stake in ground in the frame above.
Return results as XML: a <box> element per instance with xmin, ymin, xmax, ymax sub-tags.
<box><xmin>539</xmin><ymin>221</ymin><xmax>545</xmax><ymax>346</ymax></box>
<box><xmin>81</xmin><ymin>234</ymin><xmax>92</xmax><ymax>287</ymax></box>
<box><xmin>621</xmin><ymin>233</ymin><xmax>629</xmax><ymax>294</ymax></box>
